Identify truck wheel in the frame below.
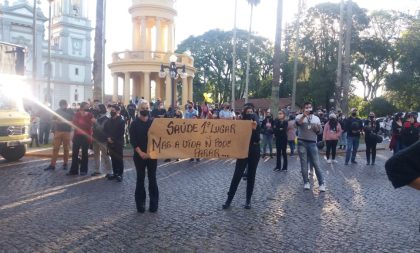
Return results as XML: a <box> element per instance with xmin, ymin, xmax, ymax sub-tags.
<box><xmin>1</xmin><ymin>145</ymin><xmax>26</xmax><ymax>162</ymax></box>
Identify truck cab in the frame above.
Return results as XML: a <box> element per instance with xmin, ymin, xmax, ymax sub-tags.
<box><xmin>0</xmin><ymin>76</ymin><xmax>31</xmax><ymax>161</ymax></box>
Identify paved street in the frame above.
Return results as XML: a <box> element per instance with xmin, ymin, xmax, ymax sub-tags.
<box><xmin>0</xmin><ymin>150</ymin><xmax>419</xmax><ymax>253</ymax></box>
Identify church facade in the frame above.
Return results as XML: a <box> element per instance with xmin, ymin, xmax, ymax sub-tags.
<box><xmin>0</xmin><ymin>0</ymin><xmax>92</xmax><ymax>109</ymax></box>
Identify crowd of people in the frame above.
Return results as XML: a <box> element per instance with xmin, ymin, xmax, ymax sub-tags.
<box><xmin>26</xmin><ymin>97</ymin><xmax>420</xmax><ymax>212</ymax></box>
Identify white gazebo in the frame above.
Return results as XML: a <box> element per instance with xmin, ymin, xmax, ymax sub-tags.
<box><xmin>108</xmin><ymin>0</ymin><xmax>196</xmax><ymax>107</ymax></box>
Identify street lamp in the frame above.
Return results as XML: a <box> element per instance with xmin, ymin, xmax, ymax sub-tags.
<box><xmin>159</xmin><ymin>54</ymin><xmax>187</xmax><ymax>111</ymax></box>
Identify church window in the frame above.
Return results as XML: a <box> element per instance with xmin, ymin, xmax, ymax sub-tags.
<box><xmin>75</xmin><ymin>68</ymin><xmax>79</xmax><ymax>76</ymax></box>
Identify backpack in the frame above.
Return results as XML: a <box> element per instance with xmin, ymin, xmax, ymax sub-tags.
<box><xmin>95</xmin><ymin>115</ymin><xmax>109</xmax><ymax>133</ymax></box>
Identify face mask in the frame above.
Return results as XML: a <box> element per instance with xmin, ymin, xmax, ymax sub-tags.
<box><xmin>305</xmin><ymin>107</ymin><xmax>312</xmax><ymax>113</ymax></box>
<box><xmin>110</xmin><ymin>111</ymin><xmax>117</xmax><ymax>118</ymax></box>
<box><xmin>369</xmin><ymin>116</ymin><xmax>374</xmax><ymax>119</ymax></box>
<box><xmin>140</xmin><ymin>110</ymin><xmax>149</xmax><ymax>117</ymax></box>
<box><xmin>243</xmin><ymin>113</ymin><xmax>252</xmax><ymax>120</ymax></box>
<box><xmin>351</xmin><ymin>112</ymin><xmax>357</xmax><ymax>117</ymax></box>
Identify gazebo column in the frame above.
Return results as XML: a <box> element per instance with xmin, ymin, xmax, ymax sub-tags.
<box><xmin>168</xmin><ymin>22</ymin><xmax>174</xmax><ymax>52</ymax></box>
<box><xmin>143</xmin><ymin>72</ymin><xmax>151</xmax><ymax>101</ymax></box>
<box><xmin>112</xmin><ymin>73</ymin><xmax>118</xmax><ymax>102</ymax></box>
<box><xmin>156</xmin><ymin>18</ymin><xmax>162</xmax><ymax>52</ymax></box>
<box><xmin>156</xmin><ymin>77</ymin><xmax>162</xmax><ymax>100</ymax></box>
<box><xmin>165</xmin><ymin>75</ymin><xmax>171</xmax><ymax>109</ymax></box>
<box><xmin>133</xmin><ymin>19</ymin><xmax>140</xmax><ymax>50</ymax></box>
<box><xmin>132</xmin><ymin>74</ymin><xmax>139</xmax><ymax>99</ymax></box>
<box><xmin>123</xmin><ymin>72</ymin><xmax>131</xmax><ymax>105</ymax></box>
<box><xmin>188</xmin><ymin>76</ymin><xmax>193</xmax><ymax>102</ymax></box>
<box><xmin>182</xmin><ymin>77</ymin><xmax>188</xmax><ymax>107</ymax></box>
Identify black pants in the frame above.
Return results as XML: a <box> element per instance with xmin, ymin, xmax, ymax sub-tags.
<box><xmin>109</xmin><ymin>143</ymin><xmax>124</xmax><ymax>176</ymax></box>
<box><xmin>30</xmin><ymin>134</ymin><xmax>39</xmax><ymax>147</ymax></box>
<box><xmin>275</xmin><ymin>140</ymin><xmax>287</xmax><ymax>170</ymax></box>
<box><xmin>70</xmin><ymin>135</ymin><xmax>89</xmax><ymax>173</ymax></box>
<box><xmin>326</xmin><ymin>140</ymin><xmax>338</xmax><ymax>160</ymax></box>
<box><xmin>39</xmin><ymin>123</ymin><xmax>50</xmax><ymax>144</ymax></box>
<box><xmin>226</xmin><ymin>145</ymin><xmax>260</xmax><ymax>203</ymax></box>
<box><xmin>366</xmin><ymin>141</ymin><xmax>377</xmax><ymax>164</ymax></box>
<box><xmin>133</xmin><ymin>155</ymin><xmax>159</xmax><ymax>210</ymax></box>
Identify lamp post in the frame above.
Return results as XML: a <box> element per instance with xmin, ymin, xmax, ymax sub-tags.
<box><xmin>47</xmin><ymin>0</ymin><xmax>54</xmax><ymax>104</ymax></box>
<box><xmin>159</xmin><ymin>54</ymin><xmax>187</xmax><ymax>111</ymax></box>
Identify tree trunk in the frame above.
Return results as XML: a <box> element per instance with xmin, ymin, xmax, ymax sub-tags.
<box><xmin>93</xmin><ymin>0</ymin><xmax>105</xmax><ymax>102</ymax></box>
<box><xmin>270</xmin><ymin>0</ymin><xmax>283</xmax><ymax>115</ymax></box>
<box><xmin>342</xmin><ymin>0</ymin><xmax>352</xmax><ymax>114</ymax></box>
<box><xmin>335</xmin><ymin>0</ymin><xmax>344</xmax><ymax>110</ymax></box>
<box><xmin>291</xmin><ymin>0</ymin><xmax>302</xmax><ymax>113</ymax></box>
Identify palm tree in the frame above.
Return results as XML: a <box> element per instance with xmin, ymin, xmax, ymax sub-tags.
<box><xmin>93</xmin><ymin>0</ymin><xmax>106</xmax><ymax>102</ymax></box>
<box><xmin>244</xmin><ymin>0</ymin><xmax>261</xmax><ymax>103</ymax></box>
<box><xmin>270</xmin><ymin>0</ymin><xmax>283</xmax><ymax>115</ymax></box>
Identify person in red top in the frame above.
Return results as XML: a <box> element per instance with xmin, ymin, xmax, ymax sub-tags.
<box><xmin>401</xmin><ymin>112</ymin><xmax>420</xmax><ymax>150</ymax></box>
<box><xmin>67</xmin><ymin>102</ymin><xmax>94</xmax><ymax>176</ymax></box>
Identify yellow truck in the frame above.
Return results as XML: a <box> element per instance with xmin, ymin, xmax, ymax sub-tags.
<box><xmin>0</xmin><ymin>42</ymin><xmax>31</xmax><ymax>161</ymax></box>
<box><xmin>0</xmin><ymin>76</ymin><xmax>31</xmax><ymax>161</ymax></box>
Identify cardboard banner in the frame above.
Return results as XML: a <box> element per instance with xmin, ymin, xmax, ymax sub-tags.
<box><xmin>147</xmin><ymin>119</ymin><xmax>253</xmax><ymax>159</ymax></box>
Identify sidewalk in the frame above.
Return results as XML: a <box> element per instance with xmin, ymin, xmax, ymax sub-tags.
<box><xmin>25</xmin><ymin>141</ymin><xmax>389</xmax><ymax>158</ymax></box>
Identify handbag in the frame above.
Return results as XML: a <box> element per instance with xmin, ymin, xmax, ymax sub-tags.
<box><xmin>316</xmin><ymin>141</ymin><xmax>325</xmax><ymax>149</ymax></box>
<box><xmin>375</xmin><ymin>134</ymin><xmax>383</xmax><ymax>144</ymax></box>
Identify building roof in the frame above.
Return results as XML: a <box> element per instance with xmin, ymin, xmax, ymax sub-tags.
<box><xmin>234</xmin><ymin>97</ymin><xmax>294</xmax><ymax>111</ymax></box>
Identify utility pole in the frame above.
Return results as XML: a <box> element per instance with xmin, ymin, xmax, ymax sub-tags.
<box><xmin>270</xmin><ymin>0</ymin><xmax>283</xmax><ymax>116</ymax></box>
<box><xmin>291</xmin><ymin>0</ymin><xmax>302</xmax><ymax>112</ymax></box>
<box><xmin>231</xmin><ymin>0</ymin><xmax>238</xmax><ymax>110</ymax></box>
<box><xmin>335</xmin><ymin>0</ymin><xmax>344</xmax><ymax>111</ymax></box>
<box><xmin>244</xmin><ymin>4</ymin><xmax>254</xmax><ymax>104</ymax></box>
<box><xmin>342</xmin><ymin>0</ymin><xmax>352</xmax><ymax>114</ymax></box>
<box><xmin>47</xmin><ymin>0</ymin><xmax>53</xmax><ymax>105</ymax></box>
<box><xmin>93</xmin><ymin>0</ymin><xmax>105</xmax><ymax>102</ymax></box>
<box><xmin>32</xmin><ymin>0</ymin><xmax>37</xmax><ymax>99</ymax></box>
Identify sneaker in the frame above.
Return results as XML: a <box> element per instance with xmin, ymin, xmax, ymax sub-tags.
<box><xmin>319</xmin><ymin>184</ymin><xmax>326</xmax><ymax>192</ymax></box>
<box><xmin>44</xmin><ymin>165</ymin><xmax>55</xmax><ymax>171</ymax></box>
<box><xmin>304</xmin><ymin>183</ymin><xmax>310</xmax><ymax>190</ymax></box>
<box><xmin>115</xmin><ymin>175</ymin><xmax>123</xmax><ymax>182</ymax></box>
<box><xmin>326</xmin><ymin>159</ymin><xmax>332</xmax><ymax>164</ymax></box>
<box><xmin>345</xmin><ymin>162</ymin><xmax>349</xmax><ymax>165</ymax></box>
<box><xmin>332</xmin><ymin>160</ymin><xmax>338</xmax><ymax>163</ymax></box>
<box><xmin>105</xmin><ymin>173</ymin><xmax>115</xmax><ymax>180</ymax></box>
<box><xmin>164</xmin><ymin>159</ymin><xmax>171</xmax><ymax>162</ymax></box>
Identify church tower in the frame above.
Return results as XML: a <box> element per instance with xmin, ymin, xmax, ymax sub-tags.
<box><xmin>48</xmin><ymin>0</ymin><xmax>92</xmax><ymax>107</ymax></box>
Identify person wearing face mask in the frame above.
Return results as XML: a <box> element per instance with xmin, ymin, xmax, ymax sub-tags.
<box><xmin>344</xmin><ymin>108</ymin><xmax>364</xmax><ymax>165</ymax></box>
<box><xmin>363</xmin><ymin>112</ymin><xmax>380</xmax><ymax>165</ymax></box>
<box><xmin>295</xmin><ymin>102</ymin><xmax>325</xmax><ymax>192</ymax></box>
<box><xmin>91</xmin><ymin>104</ymin><xmax>112</xmax><ymax>177</ymax></box>
<box><xmin>184</xmin><ymin>103</ymin><xmax>199</xmax><ymax>119</ymax></box>
<box><xmin>218</xmin><ymin>103</ymin><xmax>234</xmax><ymax>120</ymax></box>
<box><xmin>104</xmin><ymin>105</ymin><xmax>126</xmax><ymax>182</ymax></box>
<box><xmin>67</xmin><ymin>102</ymin><xmax>95</xmax><ymax>176</ymax></box>
<box><xmin>130</xmin><ymin>102</ymin><xmax>159</xmax><ymax>213</ymax></box>
<box><xmin>151</xmin><ymin>102</ymin><xmax>167</xmax><ymax>118</ymax></box>
<box><xmin>323</xmin><ymin>113</ymin><xmax>343</xmax><ymax>164</ymax></box>
<box><xmin>273</xmin><ymin>110</ymin><xmax>288</xmax><ymax>171</ymax></box>
<box><xmin>401</xmin><ymin>112</ymin><xmax>420</xmax><ymax>150</ymax></box>
<box><xmin>261</xmin><ymin>113</ymin><xmax>274</xmax><ymax>158</ymax></box>
<box><xmin>222</xmin><ymin>105</ymin><xmax>260</xmax><ymax>209</ymax></box>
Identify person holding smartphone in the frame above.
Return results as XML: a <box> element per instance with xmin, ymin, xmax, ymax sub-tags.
<box><xmin>295</xmin><ymin>102</ymin><xmax>325</xmax><ymax>192</ymax></box>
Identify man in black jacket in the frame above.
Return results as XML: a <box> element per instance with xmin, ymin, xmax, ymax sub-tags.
<box><xmin>104</xmin><ymin>105</ymin><xmax>126</xmax><ymax>182</ymax></box>
<box><xmin>345</xmin><ymin>108</ymin><xmax>364</xmax><ymax>165</ymax></box>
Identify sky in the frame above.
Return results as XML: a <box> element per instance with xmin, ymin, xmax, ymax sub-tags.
<box><xmin>42</xmin><ymin>0</ymin><xmax>420</xmax><ymax>96</ymax></box>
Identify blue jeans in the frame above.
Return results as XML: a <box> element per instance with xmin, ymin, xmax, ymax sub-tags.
<box><xmin>345</xmin><ymin>136</ymin><xmax>360</xmax><ymax>163</ymax></box>
<box><xmin>288</xmin><ymin>140</ymin><xmax>295</xmax><ymax>155</ymax></box>
<box><xmin>298</xmin><ymin>140</ymin><xmax>324</xmax><ymax>185</ymax></box>
<box><xmin>262</xmin><ymin>134</ymin><xmax>273</xmax><ymax>154</ymax></box>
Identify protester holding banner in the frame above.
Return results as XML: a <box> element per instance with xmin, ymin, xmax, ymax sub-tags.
<box><xmin>223</xmin><ymin>105</ymin><xmax>261</xmax><ymax>210</ymax></box>
<box><xmin>129</xmin><ymin>101</ymin><xmax>159</xmax><ymax>213</ymax></box>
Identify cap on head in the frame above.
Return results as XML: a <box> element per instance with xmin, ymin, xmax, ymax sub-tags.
<box><xmin>329</xmin><ymin>113</ymin><xmax>337</xmax><ymax>119</ymax></box>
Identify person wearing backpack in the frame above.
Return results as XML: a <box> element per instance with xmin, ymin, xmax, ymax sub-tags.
<box><xmin>92</xmin><ymin>104</ymin><xmax>112</xmax><ymax>177</ymax></box>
